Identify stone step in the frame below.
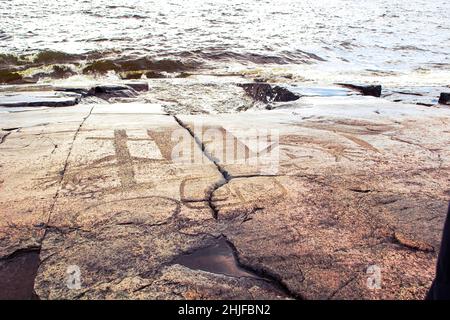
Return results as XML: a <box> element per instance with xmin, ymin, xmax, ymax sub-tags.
<box><xmin>0</xmin><ymin>91</ymin><xmax>81</xmax><ymax>107</ymax></box>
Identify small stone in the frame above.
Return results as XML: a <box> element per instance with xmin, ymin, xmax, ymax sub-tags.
<box><xmin>438</xmin><ymin>93</ymin><xmax>450</xmax><ymax>105</ymax></box>
<box><xmin>238</xmin><ymin>83</ymin><xmax>300</xmax><ymax>103</ymax></box>
<box><xmin>271</xmin><ymin>85</ymin><xmax>300</xmax><ymax>102</ymax></box>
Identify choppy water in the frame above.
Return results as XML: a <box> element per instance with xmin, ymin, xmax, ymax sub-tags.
<box><xmin>1</xmin><ymin>0</ymin><xmax>450</xmax><ymax>86</ymax></box>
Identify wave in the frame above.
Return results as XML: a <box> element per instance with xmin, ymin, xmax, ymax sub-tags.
<box><xmin>169</xmin><ymin>49</ymin><xmax>326</xmax><ymax>65</ymax></box>
<box><xmin>1</xmin><ymin>47</ymin><xmax>325</xmax><ymax>70</ymax></box>
<box><xmin>0</xmin><ymin>50</ymin><xmax>203</xmax><ymax>83</ymax></box>
<box><xmin>0</xmin><ymin>47</ymin><xmax>325</xmax><ymax>84</ymax></box>
<box><xmin>82</xmin><ymin>56</ymin><xmax>201</xmax><ymax>75</ymax></box>
<box><xmin>0</xmin><ymin>31</ymin><xmax>11</xmax><ymax>41</ymax></box>
<box><xmin>0</xmin><ymin>50</ymin><xmax>113</xmax><ymax>69</ymax></box>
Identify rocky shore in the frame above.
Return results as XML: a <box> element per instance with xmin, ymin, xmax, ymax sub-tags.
<box><xmin>1</xmin><ymin>77</ymin><xmax>450</xmax><ymax>300</ymax></box>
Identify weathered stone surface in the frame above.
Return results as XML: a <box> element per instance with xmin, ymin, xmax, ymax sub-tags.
<box><xmin>439</xmin><ymin>93</ymin><xmax>450</xmax><ymax>105</ymax></box>
<box><xmin>0</xmin><ymin>84</ymin><xmax>54</xmax><ymax>93</ymax></box>
<box><xmin>63</xmin><ymin>264</ymin><xmax>285</xmax><ymax>300</ymax></box>
<box><xmin>212</xmin><ymin>175</ymin><xmax>446</xmax><ymax>299</ymax></box>
<box><xmin>91</xmin><ymin>103</ymin><xmax>165</xmax><ymax>115</ymax></box>
<box><xmin>338</xmin><ymin>83</ymin><xmax>382</xmax><ymax>97</ymax></box>
<box><xmin>0</xmin><ymin>106</ymin><xmax>94</xmax><ymax>300</ymax></box>
<box><xmin>53</xmin><ymin>85</ymin><xmax>92</xmax><ymax>97</ymax></box>
<box><xmin>13</xmin><ymin>104</ymin><xmax>282</xmax><ymax>300</ymax></box>
<box><xmin>1</xmin><ymin>95</ymin><xmax>450</xmax><ymax>300</ymax></box>
<box><xmin>380</xmin><ymin>86</ymin><xmax>448</xmax><ymax>106</ymax></box>
<box><xmin>0</xmin><ymin>91</ymin><xmax>81</xmax><ymax>107</ymax></box>
<box><xmin>176</xmin><ymin>96</ymin><xmax>450</xmax><ymax>299</ymax></box>
<box><xmin>0</xmin><ymin>105</ymin><xmax>93</xmax><ymax>259</ymax></box>
<box><xmin>239</xmin><ymin>83</ymin><xmax>300</xmax><ymax>103</ymax></box>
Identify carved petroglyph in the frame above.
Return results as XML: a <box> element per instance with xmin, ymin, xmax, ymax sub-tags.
<box><xmin>198</xmin><ymin>125</ymin><xmax>279</xmax><ymax>166</ymax></box>
<box><xmin>212</xmin><ymin>177</ymin><xmax>288</xmax><ymax>209</ymax></box>
<box><xmin>179</xmin><ymin>175</ymin><xmax>288</xmax><ymax>215</ymax></box>
<box><xmin>339</xmin><ymin>134</ymin><xmax>381</xmax><ymax>154</ymax></box>
<box><xmin>86</xmin><ymin>129</ymin><xmax>172</xmax><ymax>188</ymax></box>
<box><xmin>113</xmin><ymin>129</ymin><xmax>135</xmax><ymax>188</ymax></box>
<box><xmin>280</xmin><ymin>134</ymin><xmax>366</xmax><ymax>162</ymax></box>
<box><xmin>294</xmin><ymin>119</ymin><xmax>398</xmax><ymax>136</ymax></box>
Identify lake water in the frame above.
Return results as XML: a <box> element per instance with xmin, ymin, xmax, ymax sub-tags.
<box><xmin>1</xmin><ymin>0</ymin><xmax>450</xmax><ymax>87</ymax></box>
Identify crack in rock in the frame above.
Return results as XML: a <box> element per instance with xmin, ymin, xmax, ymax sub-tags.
<box><xmin>327</xmin><ymin>274</ymin><xmax>359</xmax><ymax>299</ymax></box>
<box><xmin>173</xmin><ymin>115</ymin><xmax>280</xmax><ymax>219</ymax></box>
<box><xmin>172</xmin><ymin>116</ymin><xmax>302</xmax><ymax>299</ymax></box>
<box><xmin>173</xmin><ymin>115</ymin><xmax>231</xmax><ymax>219</ymax></box>
<box><xmin>223</xmin><ymin>235</ymin><xmax>303</xmax><ymax>300</ymax></box>
<box><xmin>392</xmin><ymin>232</ymin><xmax>435</xmax><ymax>252</ymax></box>
<box><xmin>28</xmin><ymin>106</ymin><xmax>95</xmax><ymax>299</ymax></box>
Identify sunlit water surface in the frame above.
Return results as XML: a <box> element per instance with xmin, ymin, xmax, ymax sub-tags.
<box><xmin>1</xmin><ymin>0</ymin><xmax>450</xmax><ymax>97</ymax></box>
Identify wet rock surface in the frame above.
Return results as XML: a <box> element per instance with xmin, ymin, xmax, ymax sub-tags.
<box><xmin>172</xmin><ymin>237</ymin><xmax>259</xmax><ymax>279</ymax></box>
<box><xmin>1</xmin><ymin>93</ymin><xmax>450</xmax><ymax>300</ymax></box>
<box><xmin>54</xmin><ymin>81</ymin><xmax>148</xmax><ymax>98</ymax></box>
<box><xmin>383</xmin><ymin>90</ymin><xmax>433</xmax><ymax>106</ymax></box>
<box><xmin>87</xmin><ymin>84</ymin><xmax>138</xmax><ymax>100</ymax></box>
<box><xmin>0</xmin><ymin>91</ymin><xmax>81</xmax><ymax>107</ymax></box>
<box><xmin>338</xmin><ymin>83</ymin><xmax>382</xmax><ymax>97</ymax></box>
<box><xmin>239</xmin><ymin>83</ymin><xmax>301</xmax><ymax>103</ymax></box>
<box><xmin>439</xmin><ymin>93</ymin><xmax>450</xmax><ymax>105</ymax></box>
<box><xmin>0</xmin><ymin>82</ymin><xmax>150</xmax><ymax>107</ymax></box>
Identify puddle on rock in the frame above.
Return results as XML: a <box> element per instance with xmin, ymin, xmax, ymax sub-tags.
<box><xmin>287</xmin><ymin>85</ymin><xmax>354</xmax><ymax>97</ymax></box>
<box><xmin>0</xmin><ymin>249</ymin><xmax>40</xmax><ymax>300</ymax></box>
<box><xmin>173</xmin><ymin>237</ymin><xmax>300</xmax><ymax>299</ymax></box>
<box><xmin>173</xmin><ymin>237</ymin><xmax>260</xmax><ymax>279</ymax></box>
